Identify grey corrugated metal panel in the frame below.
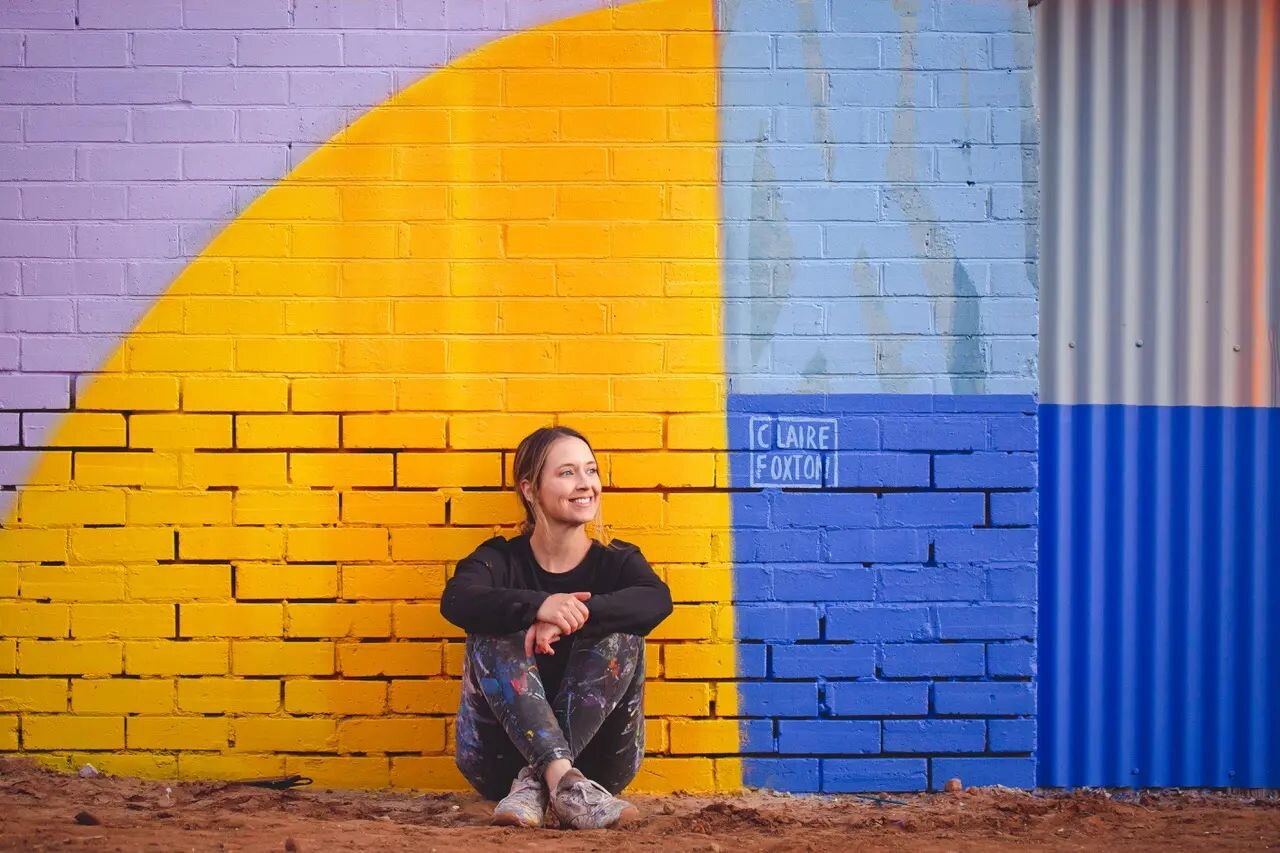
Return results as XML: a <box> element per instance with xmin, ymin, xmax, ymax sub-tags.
<box><xmin>1039</xmin><ymin>0</ymin><xmax>1279</xmax><ymax>408</ymax></box>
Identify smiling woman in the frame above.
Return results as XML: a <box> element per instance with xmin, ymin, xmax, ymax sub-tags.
<box><xmin>440</xmin><ymin>427</ymin><xmax>673</xmax><ymax>830</ymax></box>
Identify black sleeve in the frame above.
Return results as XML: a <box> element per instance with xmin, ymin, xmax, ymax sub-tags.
<box><xmin>581</xmin><ymin>545</ymin><xmax>673</xmax><ymax>638</ymax></box>
<box><xmin>440</xmin><ymin>539</ymin><xmax>548</xmax><ymax>636</ymax></box>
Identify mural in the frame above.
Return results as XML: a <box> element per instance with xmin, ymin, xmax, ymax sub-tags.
<box><xmin>1</xmin><ymin>0</ymin><xmax>1042</xmax><ymax>793</ymax></box>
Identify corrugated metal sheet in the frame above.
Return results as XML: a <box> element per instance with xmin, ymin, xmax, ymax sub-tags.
<box><xmin>1038</xmin><ymin>0</ymin><xmax>1280</xmax><ymax>788</ymax></box>
<box><xmin>1041</xmin><ymin>0</ymin><xmax>1278</xmax><ymax>408</ymax></box>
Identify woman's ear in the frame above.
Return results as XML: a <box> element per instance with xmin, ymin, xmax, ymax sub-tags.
<box><xmin>519</xmin><ymin>479</ymin><xmax>534</xmax><ymax>504</ymax></box>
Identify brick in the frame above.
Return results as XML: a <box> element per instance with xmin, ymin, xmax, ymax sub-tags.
<box><xmin>835</xmin><ymin>453</ymin><xmax>930</xmax><ymax>487</ymax></box>
<box><xmin>742</xmin><ymin>759</ymin><xmax>819</xmax><ymax>792</ymax></box>
<box><xmin>286</xmin><ymin>680</ymin><xmax>386</xmax><ymax>715</ymax></box>
<box><xmin>826</xmin><ymin>530</ymin><xmax>926</xmax><ymax>563</ymax></box>
<box><xmin>937</xmin><ymin>605</ymin><xmax>1034</xmax><ymax>640</ymax></box>
<box><xmin>990</xmin><ymin>492</ymin><xmax>1036</xmax><ymax>525</ymax></box>
<box><xmin>669</xmin><ymin>719</ymin><xmax>739</xmax><ymax>755</ymax></box>
<box><xmin>769</xmin><ymin>493</ymin><xmax>877</xmax><ymax>529</ymax></box>
<box><xmin>734</xmin><ymin>606</ymin><xmax>819</xmax><ymax>642</ymax></box>
<box><xmin>234</xmin><ymin>415</ymin><xmax>337</xmax><ymax>450</ymax></box>
<box><xmin>390</xmin><ymin>739</ymin><xmax>461</xmax><ymax>781</ymax></box>
<box><xmin>134</xmin><ymin>32</ymin><xmax>235</xmax><ymax>66</ymax></box>
<box><xmin>736</xmin><ymin>682</ymin><xmax>818</xmax><ymax>718</ymax></box>
<box><xmin>72</xmin><ymin>604</ymin><xmax>175</xmax><ymax>638</ymax></box>
<box><xmin>823</xmin><ymin>759</ymin><xmax>927</xmax><ymax>793</ymax></box>
<box><xmin>772</xmin><ymin>644</ymin><xmax>874</xmax><ymax>679</ymax></box>
<box><xmin>18</xmin><ymin>489</ymin><xmax>124</xmax><ymax>527</ymax></box>
<box><xmin>988</xmin><ymin>566</ymin><xmax>1035</xmax><ymax>602</ymax></box>
<box><xmin>339</xmin><ymin>717</ymin><xmax>445</xmax><ymax>752</ymax></box>
<box><xmin>987</xmin><ymin>642</ymin><xmax>1036</xmax><ymax>677</ymax></box>
<box><xmin>397</xmin><ymin>452</ymin><xmax>501</xmax><ymax>488</ymax></box>
<box><xmin>448</xmin><ymin>414</ymin><xmax>553</xmax><ymax>450</ymax></box>
<box><xmin>287</xmin><ymin>756</ymin><xmax>391</xmax><ymax>789</ymax></box>
<box><xmin>125</xmin><ymin>492</ymin><xmax>230</xmax><ymax>526</ymax></box>
<box><xmin>125</xmin><ymin>640</ymin><xmax>227</xmax><ymax>675</ymax></box>
<box><xmin>933</xmin><ymin>683</ymin><xmax>1034</xmax><ymax>716</ymax></box>
<box><xmin>881</xmin><ymin>568</ymin><xmax>985</xmax><ymax>602</ymax></box>
<box><xmin>778</xmin><ymin>721</ymin><xmax>879</xmax><ymax>755</ymax></box>
<box><xmin>178</xmin><ymin>754</ymin><xmax>284</xmax><ymax>784</ymax></box>
<box><xmin>290</xmin><ymin>454</ymin><xmax>395</xmax><ymax>489</ymax></box>
<box><xmin>662</xmin><ymin>644</ymin><xmax>755</xmax><ymax>680</ymax></box>
<box><xmin>338</xmin><ymin>642</ymin><xmax>441</xmax><ymax>677</ymax></box>
<box><xmin>19</xmin><ymin>565</ymin><xmax>125</xmax><ymax>600</ymax></box>
<box><xmin>19</xmin><ymin>640</ymin><xmax>121</xmax><ymax>675</ymax></box>
<box><xmin>290</xmin><ymin>376</ymin><xmax>394</xmax><ymax>409</ymax></box>
<box><xmin>127</xmin><ymin>566</ymin><xmax>230</xmax><ymax>600</ymax></box>
<box><xmin>64</xmin><ymin>752</ymin><xmax>176</xmax><ymax>779</ymax></box>
<box><xmin>611</xmin><ymin>452</ymin><xmax>715</xmax><ymax>488</ymax></box>
<box><xmin>71</xmin><ymin>679</ymin><xmax>175</xmax><ymax>715</ymax></box>
<box><xmin>131</xmin><ymin>412</ymin><xmax>231</xmax><ymax>448</ymax></box>
<box><xmin>644</xmin><ymin>682</ymin><xmax>710</xmax><ymax>716</ymax></box>
<box><xmin>931</xmin><ymin>757</ymin><xmax>1035</xmax><ymax>790</ymax></box>
<box><xmin>72</xmin><ymin>453</ymin><xmax>176</xmax><ymax>489</ymax></box>
<box><xmin>70</xmin><ymin>528</ymin><xmax>173</xmax><ymax>563</ymax></box>
<box><xmin>988</xmin><ymin>719</ymin><xmax>1035</xmax><ymax>752</ymax></box>
<box><xmin>0</xmin><ymin>528</ymin><xmax>68</xmax><ymax>562</ymax></box>
<box><xmin>446</xmin><ymin>492</ymin><xmax>521</xmax><ymax>526</ymax></box>
<box><xmin>826</xmin><ymin>682</ymin><xmax>929</xmax><ymax>717</ymax></box>
<box><xmin>286</xmin><ymin>528</ymin><xmax>388</xmax><ymax>563</ymax></box>
<box><xmin>180</xmin><ymin>603</ymin><xmax>282</xmax><ymax>638</ymax></box>
<box><xmin>392</xmin><ymin>527</ymin><xmax>496</xmax><ymax>563</ymax></box>
<box><xmin>664</xmin><ymin>563</ymin><xmax>732</xmax><ymax>602</ymax></box>
<box><xmin>233</xmin><ymin>641</ymin><xmax>333</xmax><ymax>676</ymax></box>
<box><xmin>733</xmin><ymin>531</ymin><xmax>821</xmax><ymax>563</ymax></box>
<box><xmin>885</xmin><ymin>720</ymin><xmax>986</xmax><ymax>753</ymax></box>
<box><xmin>236</xmin><ymin>340</ymin><xmax>338</xmax><ymax>374</ymax></box>
<box><xmin>0</xmin><ymin>641</ymin><xmax>13</xmax><ymax>674</ymax></box>
<box><xmin>340</xmin><ymin>491</ymin><xmax>443</xmax><ymax>526</ymax></box>
<box><xmin>288</xmin><ymin>604</ymin><xmax>390</xmax><ymax>638</ymax></box>
<box><xmin>0</xmin><ymin>678</ymin><xmax>67</xmax><ymax>712</ymax></box>
<box><xmin>388</xmin><ymin>680</ymin><xmax>458</xmax><ymax>715</ymax></box>
<box><xmin>178</xmin><ymin>678</ymin><xmax>280</xmax><ymax>713</ymax></box>
<box><xmin>0</xmin><ymin>375</ymin><xmax>69</xmax><ymax>410</ymax></box>
<box><xmin>341</xmin><ymin>565</ymin><xmax>445</xmax><ymax>600</ymax></box>
<box><xmin>933</xmin><ymin>529</ymin><xmax>1037</xmax><ymax>564</ymax></box>
<box><xmin>129</xmin><ymin>712</ymin><xmax>225</xmax><ymax>747</ymax></box>
<box><xmin>824</xmin><ymin>604</ymin><xmax>936</xmax><ymax>637</ymax></box>
<box><xmin>231</xmin><ymin>491</ymin><xmax>336</xmax><ymax>526</ymax></box>
<box><xmin>882</xmin><ymin>643</ymin><xmax>985</xmax><ymax>677</ymax></box>
<box><xmin>0</xmin><ymin>603</ymin><xmax>68</xmax><ymax>638</ymax></box>
<box><xmin>23</xmin><ymin>716</ymin><xmax>123</xmax><ymax>750</ymax></box>
<box><xmin>178</xmin><ymin>527</ymin><xmax>283</xmax><ymax>561</ymax></box>
<box><xmin>772</xmin><ymin>566</ymin><xmax>875</xmax><ymax>602</ymax></box>
<box><xmin>235</xmin><ymin>564</ymin><xmax>337</xmax><ymax>600</ymax></box>
<box><xmin>76</xmin><ymin>376</ymin><xmax>177</xmax><ymax>410</ymax></box>
<box><xmin>234</xmin><ymin>718</ymin><xmax>336</xmax><ymax>752</ymax></box>
<box><xmin>391</xmin><ymin>604</ymin><xmax>461</xmax><ymax>639</ymax></box>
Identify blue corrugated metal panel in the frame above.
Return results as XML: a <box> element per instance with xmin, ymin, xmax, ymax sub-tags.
<box><xmin>1038</xmin><ymin>0</ymin><xmax>1280</xmax><ymax>789</ymax></box>
<box><xmin>1039</xmin><ymin>404</ymin><xmax>1279</xmax><ymax>787</ymax></box>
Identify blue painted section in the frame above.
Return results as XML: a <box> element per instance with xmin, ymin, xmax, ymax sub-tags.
<box><xmin>732</xmin><ymin>393</ymin><xmax>1038</xmax><ymax>792</ymax></box>
<box><xmin>1039</xmin><ymin>404</ymin><xmax>1280</xmax><ymax>788</ymax></box>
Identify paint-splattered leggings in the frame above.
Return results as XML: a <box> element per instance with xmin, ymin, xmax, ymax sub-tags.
<box><xmin>453</xmin><ymin>631</ymin><xmax>645</xmax><ymax>801</ymax></box>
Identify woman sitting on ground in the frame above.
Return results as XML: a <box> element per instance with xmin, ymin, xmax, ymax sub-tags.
<box><xmin>440</xmin><ymin>426</ymin><xmax>673</xmax><ymax>830</ymax></box>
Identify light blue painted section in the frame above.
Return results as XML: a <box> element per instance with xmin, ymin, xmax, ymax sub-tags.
<box><xmin>716</xmin><ymin>0</ymin><xmax>1038</xmax><ymax>396</ymax></box>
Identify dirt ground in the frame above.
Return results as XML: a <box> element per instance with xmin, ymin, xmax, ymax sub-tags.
<box><xmin>0</xmin><ymin>758</ymin><xmax>1276</xmax><ymax>852</ymax></box>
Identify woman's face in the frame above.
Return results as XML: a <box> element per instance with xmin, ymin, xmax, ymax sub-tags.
<box><xmin>529</xmin><ymin>436</ymin><xmax>600</xmax><ymax>528</ymax></box>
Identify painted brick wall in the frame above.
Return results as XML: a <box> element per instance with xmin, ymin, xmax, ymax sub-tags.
<box><xmin>1</xmin><ymin>0</ymin><xmax>1039</xmax><ymax>794</ymax></box>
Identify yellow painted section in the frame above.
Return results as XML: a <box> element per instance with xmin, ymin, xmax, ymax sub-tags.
<box><xmin>0</xmin><ymin>0</ymin><xmax>737</xmax><ymax>792</ymax></box>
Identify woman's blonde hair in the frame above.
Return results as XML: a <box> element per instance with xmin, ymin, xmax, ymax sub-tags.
<box><xmin>512</xmin><ymin>426</ymin><xmax>609</xmax><ymax>543</ymax></box>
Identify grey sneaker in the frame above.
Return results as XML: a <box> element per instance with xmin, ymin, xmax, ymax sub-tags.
<box><xmin>492</xmin><ymin>765</ymin><xmax>548</xmax><ymax>828</ymax></box>
<box><xmin>550</xmin><ymin>769</ymin><xmax>640</xmax><ymax>830</ymax></box>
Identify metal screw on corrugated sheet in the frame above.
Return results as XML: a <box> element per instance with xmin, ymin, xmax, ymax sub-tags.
<box><xmin>1233</xmin><ymin>344</ymin><xmax>1241</xmax><ymax>352</ymax></box>
<box><xmin>1067</xmin><ymin>342</ymin><xmax>1075</xmax><ymax>348</ymax></box>
<box><xmin>1135</xmin><ymin>340</ymin><xmax>1143</xmax><ymax>347</ymax></box>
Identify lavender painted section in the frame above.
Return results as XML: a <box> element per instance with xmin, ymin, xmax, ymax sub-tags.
<box><xmin>0</xmin><ymin>0</ymin><xmax>620</xmax><ymax>398</ymax></box>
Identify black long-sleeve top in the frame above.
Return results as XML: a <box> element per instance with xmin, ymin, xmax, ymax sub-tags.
<box><xmin>441</xmin><ymin>534</ymin><xmax>672</xmax><ymax>639</ymax></box>
<box><xmin>441</xmin><ymin>535</ymin><xmax>672</xmax><ymax>698</ymax></box>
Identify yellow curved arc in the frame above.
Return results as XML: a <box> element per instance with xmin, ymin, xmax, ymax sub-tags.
<box><xmin>1</xmin><ymin>0</ymin><xmax>737</xmax><ymax>792</ymax></box>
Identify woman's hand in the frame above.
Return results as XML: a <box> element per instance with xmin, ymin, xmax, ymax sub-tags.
<box><xmin>535</xmin><ymin>591</ymin><xmax>591</xmax><ymax>634</ymax></box>
<box><xmin>524</xmin><ymin>620</ymin><xmax>563</xmax><ymax>657</ymax></box>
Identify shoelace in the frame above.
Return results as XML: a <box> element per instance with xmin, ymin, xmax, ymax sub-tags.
<box><xmin>570</xmin><ymin>777</ymin><xmax>611</xmax><ymax>806</ymax></box>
